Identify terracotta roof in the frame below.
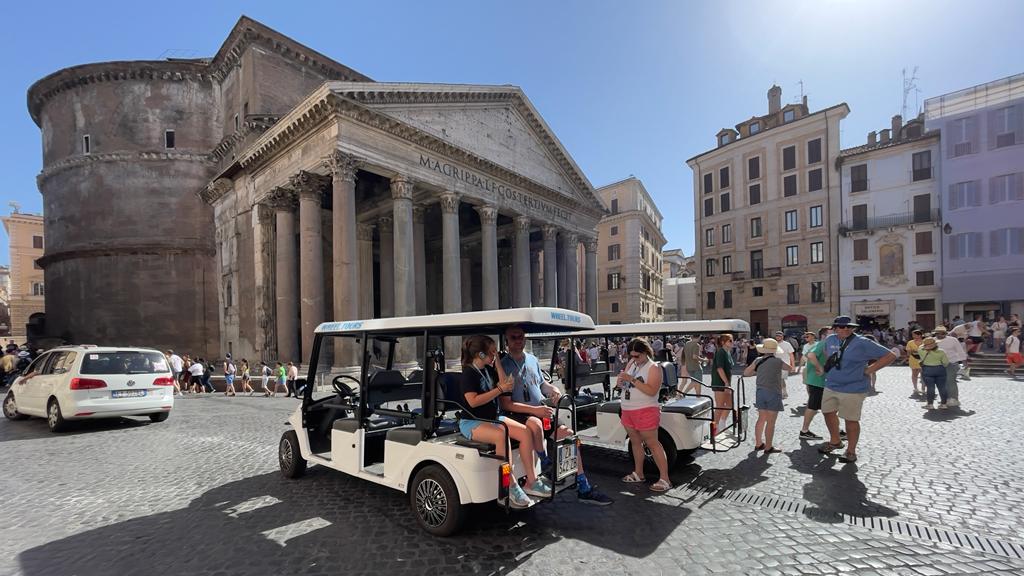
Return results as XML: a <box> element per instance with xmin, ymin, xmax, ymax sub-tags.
<box><xmin>839</xmin><ymin>129</ymin><xmax>939</xmax><ymax>159</ymax></box>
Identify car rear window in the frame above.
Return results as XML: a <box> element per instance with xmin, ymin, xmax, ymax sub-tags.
<box><xmin>80</xmin><ymin>351</ymin><xmax>169</xmax><ymax>375</ymax></box>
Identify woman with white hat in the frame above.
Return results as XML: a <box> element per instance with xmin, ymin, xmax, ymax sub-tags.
<box><xmin>917</xmin><ymin>336</ymin><xmax>949</xmax><ymax>409</ymax></box>
<box><xmin>742</xmin><ymin>338</ymin><xmax>791</xmax><ymax>454</ymax></box>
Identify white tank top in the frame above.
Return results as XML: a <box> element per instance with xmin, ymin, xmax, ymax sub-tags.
<box><xmin>620</xmin><ymin>358</ymin><xmax>659</xmax><ymax>410</ymax></box>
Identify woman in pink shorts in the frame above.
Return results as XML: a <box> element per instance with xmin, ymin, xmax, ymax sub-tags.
<box><xmin>617</xmin><ymin>338</ymin><xmax>671</xmax><ymax>492</ymax></box>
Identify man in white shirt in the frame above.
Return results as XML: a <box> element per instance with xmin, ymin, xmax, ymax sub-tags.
<box><xmin>934</xmin><ymin>326</ymin><xmax>966</xmax><ymax>408</ymax></box>
<box><xmin>587</xmin><ymin>343</ymin><xmax>601</xmax><ymax>364</ymax></box>
<box><xmin>774</xmin><ymin>331</ymin><xmax>795</xmax><ymax>395</ymax></box>
<box><xmin>167</xmin><ymin>350</ymin><xmax>184</xmax><ymax>396</ymax></box>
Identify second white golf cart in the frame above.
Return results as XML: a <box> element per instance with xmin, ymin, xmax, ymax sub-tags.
<box><xmin>278</xmin><ymin>307</ymin><xmax>594</xmax><ymax>536</ymax></box>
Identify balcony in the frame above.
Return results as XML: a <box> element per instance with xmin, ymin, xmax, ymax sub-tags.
<box><xmin>839</xmin><ymin>208</ymin><xmax>941</xmax><ymax>235</ymax></box>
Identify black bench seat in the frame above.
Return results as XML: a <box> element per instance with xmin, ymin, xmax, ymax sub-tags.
<box><xmin>596</xmin><ymin>400</ymin><xmax>621</xmax><ymax>415</ymax></box>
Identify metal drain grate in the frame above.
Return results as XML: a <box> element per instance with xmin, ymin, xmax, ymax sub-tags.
<box><xmin>679</xmin><ymin>484</ymin><xmax>1024</xmax><ymax>560</ymax></box>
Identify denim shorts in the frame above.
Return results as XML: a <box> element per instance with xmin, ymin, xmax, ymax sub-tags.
<box><xmin>755</xmin><ymin>387</ymin><xmax>784</xmax><ymax>412</ymax></box>
<box><xmin>458</xmin><ymin>416</ymin><xmax>507</xmax><ymax>440</ymax></box>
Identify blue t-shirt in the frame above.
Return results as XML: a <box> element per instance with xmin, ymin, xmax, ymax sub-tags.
<box><xmin>500</xmin><ymin>352</ymin><xmax>545</xmax><ymax>406</ymax></box>
<box><xmin>822</xmin><ymin>334</ymin><xmax>892</xmax><ymax>393</ymax></box>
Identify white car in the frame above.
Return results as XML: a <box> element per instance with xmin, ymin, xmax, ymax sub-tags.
<box><xmin>3</xmin><ymin>345</ymin><xmax>175</xmax><ymax>432</ymax></box>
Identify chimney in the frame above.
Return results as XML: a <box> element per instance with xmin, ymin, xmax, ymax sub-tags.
<box><xmin>891</xmin><ymin>115</ymin><xmax>903</xmax><ymax>139</ymax></box>
<box><xmin>802</xmin><ymin>95</ymin><xmax>808</xmax><ymax>110</ymax></box>
<box><xmin>867</xmin><ymin>131</ymin><xmax>877</xmax><ymax>145</ymax></box>
<box><xmin>768</xmin><ymin>85</ymin><xmax>782</xmax><ymax>114</ymax></box>
<box><xmin>879</xmin><ymin>129</ymin><xmax>891</xmax><ymax>144</ymax></box>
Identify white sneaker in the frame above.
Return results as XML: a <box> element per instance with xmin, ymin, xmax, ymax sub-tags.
<box><xmin>508</xmin><ymin>483</ymin><xmax>535</xmax><ymax>509</ymax></box>
<box><xmin>947</xmin><ymin>399</ymin><xmax>960</xmax><ymax>407</ymax></box>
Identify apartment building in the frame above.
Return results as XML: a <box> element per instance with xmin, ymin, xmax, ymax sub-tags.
<box><xmin>924</xmin><ymin>73</ymin><xmax>1024</xmax><ymax>321</ymax></box>
<box><xmin>837</xmin><ymin>114</ymin><xmax>942</xmax><ymax>330</ymax></box>
<box><xmin>1</xmin><ymin>212</ymin><xmax>45</xmax><ymax>339</ymax></box>
<box><xmin>595</xmin><ymin>177</ymin><xmax>666</xmax><ymax>324</ymax></box>
<box><xmin>687</xmin><ymin>86</ymin><xmax>848</xmax><ymax>337</ymax></box>
<box><xmin>662</xmin><ymin>249</ymin><xmax>697</xmax><ymax>321</ymax></box>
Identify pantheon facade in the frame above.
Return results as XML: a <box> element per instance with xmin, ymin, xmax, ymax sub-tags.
<box><xmin>28</xmin><ymin>16</ymin><xmax>605</xmax><ymax>361</ymax></box>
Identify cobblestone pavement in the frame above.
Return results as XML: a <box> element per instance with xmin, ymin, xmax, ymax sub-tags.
<box><xmin>1</xmin><ymin>368</ymin><xmax>1022</xmax><ymax>575</ymax></box>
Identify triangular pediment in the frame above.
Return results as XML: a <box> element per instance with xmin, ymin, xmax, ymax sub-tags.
<box><xmin>330</xmin><ymin>83</ymin><xmax>600</xmax><ymax>208</ymax></box>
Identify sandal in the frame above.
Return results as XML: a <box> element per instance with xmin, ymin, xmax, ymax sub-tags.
<box><xmin>754</xmin><ymin>444</ymin><xmax>765</xmax><ymax>451</ymax></box>
<box><xmin>650</xmin><ymin>479</ymin><xmax>672</xmax><ymax>492</ymax></box>
<box><xmin>622</xmin><ymin>471</ymin><xmax>646</xmax><ymax>483</ymax></box>
<box><xmin>764</xmin><ymin>447</ymin><xmax>782</xmax><ymax>454</ymax></box>
<box><xmin>838</xmin><ymin>452</ymin><xmax>858</xmax><ymax>463</ymax></box>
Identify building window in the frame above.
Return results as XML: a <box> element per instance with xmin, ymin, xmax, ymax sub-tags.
<box><xmin>853</xmin><ymin>239</ymin><xmax>868</xmax><ymax>261</ymax></box>
<box><xmin>950</xmin><ymin>116</ymin><xmax>975</xmax><ymax>157</ymax></box>
<box><xmin>851</xmin><ymin>164</ymin><xmax>868</xmax><ymax>192</ymax></box>
<box><xmin>811</xmin><ymin>241</ymin><xmax>824</xmax><ymax>263</ymax></box>
<box><xmin>783</xmin><ymin>146</ymin><xmax>796</xmax><ymax>171</ymax></box>
<box><xmin>786</xmin><ymin>245</ymin><xmax>799</xmax><ymax>266</ymax></box>
<box><xmin>915</xmin><ymin>231</ymin><xmax>933</xmax><ymax>255</ymax></box>
<box><xmin>607</xmin><ymin>273</ymin><xmax>621</xmax><ymax>290</ymax></box>
<box><xmin>611</xmin><ymin>302</ymin><xmax>619</xmax><ymax>313</ymax></box>
<box><xmin>989</xmin><ymin>228</ymin><xmax>1024</xmax><ymax>256</ymax></box>
<box><xmin>705</xmin><ymin>258</ymin><xmax>716</xmax><ymax>277</ymax></box>
<box><xmin>225</xmin><ymin>279</ymin><xmax>233</xmax><ymax>308</ymax></box>
<box><xmin>948</xmin><ymin>232</ymin><xmax>983</xmax><ymax>259</ymax></box>
<box><xmin>785</xmin><ymin>210</ymin><xmax>798</xmax><ymax>232</ymax></box>
<box><xmin>720</xmin><ymin>193</ymin><xmax>731</xmax><ymax>212</ymax></box>
<box><xmin>640</xmin><ymin>244</ymin><xmax>646</xmax><ymax>260</ymax></box>
<box><xmin>948</xmin><ymin>181</ymin><xmax>982</xmax><ymax>210</ymax></box>
<box><xmin>992</xmin><ymin>106</ymin><xmax>1018</xmax><ymax>148</ymax></box>
<box><xmin>704</xmin><ymin>197</ymin><xmax>714</xmax><ymax>217</ymax></box>
<box><xmin>32</xmin><ymin>282</ymin><xmax>45</xmax><ymax>296</ymax></box>
<box><xmin>809</xmin><ymin>205</ymin><xmax>823</xmax><ymax>228</ymax></box>
<box><xmin>750</xmin><ymin>250</ymin><xmax>764</xmax><ymax>279</ymax></box>
<box><xmin>748</xmin><ymin>156</ymin><xmax>760</xmax><ymax>180</ymax></box>
<box><xmin>750</xmin><ymin>122</ymin><xmax>761</xmax><ymax>135</ymax></box>
<box><xmin>722</xmin><ymin>255</ymin><xmax>732</xmax><ymax>273</ymax></box>
<box><xmin>608</xmin><ymin>244</ymin><xmax>621</xmax><ymax>260</ymax></box>
<box><xmin>719</xmin><ymin>134</ymin><xmax>731</xmax><ymax>146</ymax></box>
<box><xmin>916</xmin><ymin>299</ymin><xmax>936</xmax><ymax>313</ymax></box>
<box><xmin>720</xmin><ymin>166</ymin><xmax>730</xmax><ymax>189</ymax></box>
<box><xmin>234</xmin><ymin>114</ymin><xmax>239</xmax><ymax>131</ymax></box>
<box><xmin>706</xmin><ymin>291</ymin><xmax>716</xmax><ymax>310</ymax></box>
<box><xmin>723</xmin><ymin>290</ymin><xmax>733</xmax><ymax>309</ymax></box>
<box><xmin>82</xmin><ymin>134</ymin><xmax>91</xmax><ymax>154</ymax></box>
<box><xmin>807</xmin><ymin>138</ymin><xmax>822</xmax><ymax>164</ymax></box>
<box><xmin>748</xmin><ymin>184</ymin><xmax>761</xmax><ymax>205</ymax></box>
<box><xmin>703</xmin><ymin>173</ymin><xmax>714</xmax><ymax>194</ymax></box>
<box><xmin>164</xmin><ymin>130</ymin><xmax>176</xmax><ymax>149</ymax></box>
<box><xmin>753</xmin><ymin>286</ymin><xmax>763</xmax><ymax>297</ymax></box>
<box><xmin>811</xmin><ymin>281</ymin><xmax>824</xmax><ymax>303</ymax></box>
<box><xmin>32</xmin><ymin>235</ymin><xmax>43</xmax><ymax>249</ymax></box>
<box><xmin>783</xmin><ymin>109</ymin><xmax>796</xmax><ymax>123</ymax></box>
<box><xmin>854</xmin><ymin>276</ymin><xmax>870</xmax><ymax>290</ymax></box>
<box><xmin>912</xmin><ymin>150</ymin><xmax>932</xmax><ymax>181</ymax></box>
<box><xmin>786</xmin><ymin>283</ymin><xmax>799</xmax><ymax>304</ymax></box>
<box><xmin>784</xmin><ymin>174</ymin><xmax>797</xmax><ymax>197</ymax></box>
<box><xmin>808</xmin><ymin>168</ymin><xmax>822</xmax><ymax>192</ymax></box>
<box><xmin>916</xmin><ymin>270</ymin><xmax>935</xmax><ymax>286</ymax></box>
<box><xmin>610</xmin><ymin>198</ymin><xmax>618</xmax><ymax>214</ymax></box>
<box><xmin>722</xmin><ymin>224</ymin><xmax>732</xmax><ymax>244</ymax></box>
<box><xmin>610</xmin><ymin>225</ymin><xmax>618</xmax><ymax>236</ymax></box>
<box><xmin>852</xmin><ymin>204</ymin><xmax>868</xmax><ymax>229</ymax></box>
<box><xmin>750</xmin><ymin>217</ymin><xmax>762</xmax><ymax>238</ymax></box>
<box><xmin>989</xmin><ymin>173</ymin><xmax>1024</xmax><ymax>203</ymax></box>
<box><xmin>705</xmin><ymin>228</ymin><xmax>715</xmax><ymax>247</ymax></box>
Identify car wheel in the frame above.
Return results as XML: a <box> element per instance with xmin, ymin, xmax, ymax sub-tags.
<box><xmin>279</xmin><ymin>430</ymin><xmax>307</xmax><ymax>479</ymax></box>
<box><xmin>47</xmin><ymin>398</ymin><xmax>68</xmax><ymax>433</ymax></box>
<box><xmin>630</xmin><ymin>429</ymin><xmax>678</xmax><ymax>475</ymax></box>
<box><xmin>410</xmin><ymin>464</ymin><xmax>463</xmax><ymax>537</ymax></box>
<box><xmin>3</xmin><ymin>391</ymin><xmax>27</xmax><ymax>420</ymax></box>
<box><xmin>149</xmin><ymin>412</ymin><xmax>170</xmax><ymax>423</ymax></box>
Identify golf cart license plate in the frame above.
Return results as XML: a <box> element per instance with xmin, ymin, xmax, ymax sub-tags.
<box><xmin>556</xmin><ymin>443</ymin><xmax>577</xmax><ymax>480</ymax></box>
<box><xmin>112</xmin><ymin>390</ymin><xmax>146</xmax><ymax>398</ymax></box>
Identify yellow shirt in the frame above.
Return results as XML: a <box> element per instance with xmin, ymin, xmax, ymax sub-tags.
<box><xmin>0</xmin><ymin>354</ymin><xmax>15</xmax><ymax>373</ymax></box>
<box><xmin>907</xmin><ymin>340</ymin><xmax>921</xmax><ymax>369</ymax></box>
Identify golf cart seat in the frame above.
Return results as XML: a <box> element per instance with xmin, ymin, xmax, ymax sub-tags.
<box><xmin>659</xmin><ymin>362</ymin><xmax>678</xmax><ymax>401</ymax></box>
<box><xmin>368</xmin><ymin>369</ymin><xmax>406</xmax><ymax>393</ymax></box>
<box><xmin>597</xmin><ymin>400</ymin><xmax>622</xmax><ymax>415</ymax></box>
<box><xmin>662</xmin><ymin>396</ymin><xmax>712</xmax><ymax>416</ymax></box>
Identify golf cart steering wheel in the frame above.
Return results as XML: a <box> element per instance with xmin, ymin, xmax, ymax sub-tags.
<box><xmin>332</xmin><ymin>375</ymin><xmax>360</xmax><ymax>398</ymax></box>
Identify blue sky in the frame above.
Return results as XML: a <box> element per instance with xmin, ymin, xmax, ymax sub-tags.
<box><xmin>2</xmin><ymin>0</ymin><xmax>1021</xmax><ymax>265</ymax></box>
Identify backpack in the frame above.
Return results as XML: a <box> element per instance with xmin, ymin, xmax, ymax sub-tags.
<box><xmin>227</xmin><ymin>362</ymin><xmax>236</xmax><ymax>375</ymax></box>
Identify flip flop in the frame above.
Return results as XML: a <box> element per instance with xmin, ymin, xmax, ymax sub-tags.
<box><xmin>764</xmin><ymin>447</ymin><xmax>782</xmax><ymax>454</ymax></box>
<box><xmin>622</xmin><ymin>471</ymin><xmax>646</xmax><ymax>483</ymax></box>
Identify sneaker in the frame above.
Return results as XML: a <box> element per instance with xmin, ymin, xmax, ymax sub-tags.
<box><xmin>524</xmin><ymin>477</ymin><xmax>553</xmax><ymax>498</ymax></box>
<box><xmin>507</xmin><ymin>483</ymin><xmax>535</xmax><ymax>509</ymax></box>
<box><xmin>578</xmin><ymin>486</ymin><xmax>614</xmax><ymax>506</ymax></box>
<box><xmin>923</xmin><ymin>403</ymin><xmax>934</xmax><ymax>410</ymax></box>
<box><xmin>938</xmin><ymin>403</ymin><xmax>948</xmax><ymax>410</ymax></box>
<box><xmin>947</xmin><ymin>399</ymin><xmax>960</xmax><ymax>407</ymax></box>
<box><xmin>799</xmin><ymin>430</ymin><xmax>823</xmax><ymax>440</ymax></box>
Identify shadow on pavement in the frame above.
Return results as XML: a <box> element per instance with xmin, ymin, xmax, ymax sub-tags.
<box><xmin>685</xmin><ymin>450</ymin><xmax>773</xmax><ymax>498</ymax></box>
<box><xmin>787</xmin><ymin>445</ymin><xmax>897</xmax><ymax>523</ymax></box>
<box><xmin>923</xmin><ymin>408</ymin><xmax>977</xmax><ymax>422</ymax></box>
<box><xmin>20</xmin><ymin>463</ymin><xmax>690</xmax><ymax>576</ymax></box>
<box><xmin>0</xmin><ymin>415</ymin><xmax>150</xmax><ymax>443</ymax></box>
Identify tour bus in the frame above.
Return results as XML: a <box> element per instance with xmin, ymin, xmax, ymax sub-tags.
<box><xmin>531</xmin><ymin>320</ymin><xmax>751</xmax><ymax>470</ymax></box>
<box><xmin>278</xmin><ymin>307</ymin><xmax>594</xmax><ymax>536</ymax></box>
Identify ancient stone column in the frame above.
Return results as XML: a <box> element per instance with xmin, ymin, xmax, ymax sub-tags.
<box><xmin>461</xmin><ymin>256</ymin><xmax>473</xmax><ymax>312</ymax></box>
<box><xmin>477</xmin><ymin>204</ymin><xmax>499</xmax><ymax>311</ymax></box>
<box><xmin>584</xmin><ymin>238</ymin><xmax>599</xmax><ymax>321</ymax></box>
<box><xmin>255</xmin><ymin>204</ymin><xmax>278</xmax><ymax>362</ymax></box>
<box><xmin>514</xmin><ymin>216</ymin><xmax>532</xmax><ymax>308</ymax></box>
<box><xmin>543</xmin><ymin>225</ymin><xmax>558</xmax><ymax>307</ymax></box>
<box><xmin>413</xmin><ymin>205</ymin><xmax>427</xmax><ymax>315</ymax></box>
<box><xmin>357</xmin><ymin>224</ymin><xmax>375</xmax><ymax>319</ymax></box>
<box><xmin>378</xmin><ymin>215</ymin><xmax>395</xmax><ymax>317</ymax></box>
<box><xmin>291</xmin><ymin>171</ymin><xmax>329</xmax><ymax>360</ymax></box>
<box><xmin>440</xmin><ymin>192</ymin><xmax>462</xmax><ymax>315</ymax></box>
<box><xmin>323</xmin><ymin>151</ymin><xmax>359</xmax><ymax>325</ymax></box>
<box><xmin>267</xmin><ymin>187</ymin><xmax>299</xmax><ymax>363</ymax></box>
<box><xmin>530</xmin><ymin>247</ymin><xmax>542</xmax><ymax>305</ymax></box>
<box><xmin>564</xmin><ymin>232</ymin><xmax>579</xmax><ymax>311</ymax></box>
<box><xmin>391</xmin><ymin>176</ymin><xmax>416</xmax><ymax>318</ymax></box>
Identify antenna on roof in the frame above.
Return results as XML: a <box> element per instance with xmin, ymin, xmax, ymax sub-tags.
<box><xmin>796</xmin><ymin>79</ymin><xmax>805</xmax><ymax>103</ymax></box>
<box><xmin>902</xmin><ymin>66</ymin><xmax>920</xmax><ymax>118</ymax></box>
<box><xmin>8</xmin><ymin>201</ymin><xmax>20</xmax><ymax>214</ymax></box>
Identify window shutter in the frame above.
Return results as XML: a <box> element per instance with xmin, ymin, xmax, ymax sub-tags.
<box><xmin>969</xmin><ymin>180</ymin><xmax>982</xmax><ymax>206</ymax></box>
<box><xmin>1011</xmin><ymin>228</ymin><xmax>1024</xmax><ymax>255</ymax></box>
<box><xmin>948</xmin><ymin>184</ymin><xmax>957</xmax><ymax>210</ymax></box>
<box><xmin>970</xmin><ymin>232</ymin><xmax>983</xmax><ymax>258</ymax></box>
<box><xmin>968</xmin><ymin>116</ymin><xmax>979</xmax><ymax>154</ymax></box>
<box><xmin>990</xmin><ymin>230</ymin><xmax>1006</xmax><ymax>257</ymax></box>
<box><xmin>988</xmin><ymin>109</ymin><xmax>999</xmax><ymax>150</ymax></box>
<box><xmin>948</xmin><ymin>236</ymin><xmax>960</xmax><ymax>259</ymax></box>
<box><xmin>989</xmin><ymin>176</ymin><xmax>1002</xmax><ymax>204</ymax></box>
<box><xmin>1014</xmin><ymin>173</ymin><xmax>1024</xmax><ymax>201</ymax></box>
<box><xmin>1016</xmin><ymin>104</ymin><xmax>1024</xmax><ymax>145</ymax></box>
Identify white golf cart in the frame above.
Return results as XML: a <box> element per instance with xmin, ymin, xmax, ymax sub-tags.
<box><xmin>532</xmin><ymin>320</ymin><xmax>751</xmax><ymax>470</ymax></box>
<box><xmin>278</xmin><ymin>307</ymin><xmax>594</xmax><ymax>536</ymax></box>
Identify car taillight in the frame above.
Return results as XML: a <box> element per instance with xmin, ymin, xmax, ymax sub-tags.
<box><xmin>70</xmin><ymin>377</ymin><xmax>107</xmax><ymax>390</ymax></box>
<box><xmin>500</xmin><ymin>463</ymin><xmax>511</xmax><ymax>489</ymax></box>
<box><xmin>152</xmin><ymin>377</ymin><xmax>175</xmax><ymax>386</ymax></box>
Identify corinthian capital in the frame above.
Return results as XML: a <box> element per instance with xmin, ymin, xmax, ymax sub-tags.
<box><xmin>542</xmin><ymin>224</ymin><xmax>560</xmax><ymax>240</ymax></box>
<box><xmin>564</xmin><ymin>232</ymin><xmax>579</xmax><ymax>246</ymax></box>
<box><xmin>357</xmin><ymin>223</ymin><xmax>375</xmax><ymax>241</ymax></box>
<box><xmin>322</xmin><ymin>150</ymin><xmax>360</xmax><ymax>182</ymax></box>
<box><xmin>263</xmin><ymin>187</ymin><xmax>298</xmax><ymax>211</ymax></box>
<box><xmin>290</xmin><ymin>171</ymin><xmax>329</xmax><ymax>202</ymax></box>
<box><xmin>390</xmin><ymin>176</ymin><xmax>415</xmax><ymax>201</ymax></box>
<box><xmin>439</xmin><ymin>192</ymin><xmax>460</xmax><ymax>214</ymax></box>
<box><xmin>514</xmin><ymin>215</ymin><xmax>531</xmax><ymax>234</ymax></box>
<box><xmin>475</xmin><ymin>204</ymin><xmax>498</xmax><ymax>225</ymax></box>
<box><xmin>583</xmin><ymin>238</ymin><xmax>599</xmax><ymax>254</ymax></box>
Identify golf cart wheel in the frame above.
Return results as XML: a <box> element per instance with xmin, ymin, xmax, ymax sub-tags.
<box><xmin>3</xmin><ymin>392</ymin><xmax>27</xmax><ymax>420</ymax></box>
<box><xmin>410</xmin><ymin>464</ymin><xmax>463</xmax><ymax>537</ymax></box>
<box><xmin>47</xmin><ymin>398</ymin><xmax>67</xmax><ymax>433</ymax></box>
<box><xmin>630</xmin><ymin>429</ymin><xmax>678</xmax><ymax>475</ymax></box>
<box><xmin>149</xmin><ymin>412</ymin><xmax>170</xmax><ymax>423</ymax></box>
<box><xmin>279</xmin><ymin>430</ymin><xmax>307</xmax><ymax>479</ymax></box>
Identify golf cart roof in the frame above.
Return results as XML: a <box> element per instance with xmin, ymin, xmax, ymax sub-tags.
<box><xmin>537</xmin><ymin>319</ymin><xmax>751</xmax><ymax>339</ymax></box>
<box><xmin>314</xmin><ymin>307</ymin><xmax>595</xmax><ymax>337</ymax></box>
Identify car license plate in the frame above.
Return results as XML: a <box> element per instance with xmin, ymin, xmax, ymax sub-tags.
<box><xmin>112</xmin><ymin>390</ymin><xmax>146</xmax><ymax>398</ymax></box>
<box><xmin>556</xmin><ymin>442</ymin><xmax>577</xmax><ymax>481</ymax></box>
